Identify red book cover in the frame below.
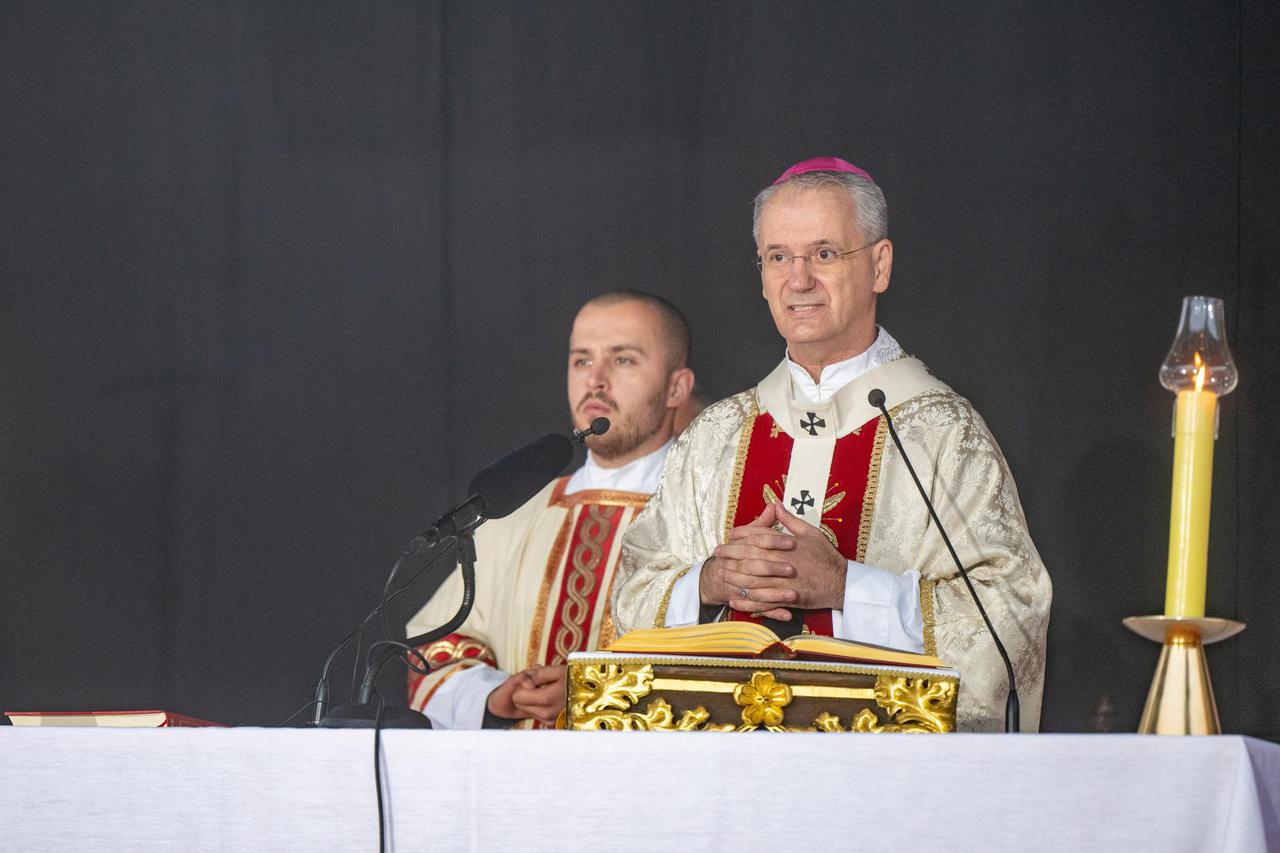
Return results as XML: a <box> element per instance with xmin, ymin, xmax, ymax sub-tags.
<box><xmin>5</xmin><ymin>709</ymin><xmax>226</xmax><ymax>727</ymax></box>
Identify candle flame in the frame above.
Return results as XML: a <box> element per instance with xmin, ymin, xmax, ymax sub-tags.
<box><xmin>1193</xmin><ymin>351</ymin><xmax>1205</xmax><ymax>392</ymax></box>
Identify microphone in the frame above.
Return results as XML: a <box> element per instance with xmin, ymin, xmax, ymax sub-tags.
<box><xmin>572</xmin><ymin>416</ymin><xmax>611</xmax><ymax>444</ymax></box>
<box><xmin>406</xmin><ymin>432</ymin><xmax>575</xmax><ymax>554</ymax></box>
<box><xmin>317</xmin><ymin>429</ymin><xmax>577</xmax><ymax>728</ymax></box>
<box><xmin>468</xmin><ymin>432</ymin><xmax>574</xmax><ymax>517</ymax></box>
<box><xmin>867</xmin><ymin>388</ymin><xmax>1021</xmax><ymax>733</ymax></box>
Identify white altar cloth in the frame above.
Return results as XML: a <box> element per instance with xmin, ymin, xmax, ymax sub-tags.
<box><xmin>1</xmin><ymin>728</ymin><xmax>1276</xmax><ymax>852</ymax></box>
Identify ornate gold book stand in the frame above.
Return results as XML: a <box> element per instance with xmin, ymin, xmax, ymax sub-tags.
<box><xmin>564</xmin><ymin>652</ymin><xmax>959</xmax><ymax>733</ymax></box>
<box><xmin>1123</xmin><ymin>615</ymin><xmax>1245</xmax><ymax>734</ymax></box>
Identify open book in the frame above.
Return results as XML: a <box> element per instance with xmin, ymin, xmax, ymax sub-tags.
<box><xmin>608</xmin><ymin>622</ymin><xmax>944</xmax><ymax>669</ymax></box>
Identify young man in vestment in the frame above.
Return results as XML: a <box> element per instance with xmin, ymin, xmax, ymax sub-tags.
<box><xmin>405</xmin><ymin>291</ymin><xmax>695</xmax><ymax>728</ymax></box>
<box><xmin>612</xmin><ymin>158</ymin><xmax>1052</xmax><ymax>731</ymax></box>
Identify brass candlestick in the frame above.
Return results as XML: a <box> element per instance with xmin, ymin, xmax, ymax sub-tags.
<box><xmin>1123</xmin><ymin>615</ymin><xmax>1244</xmax><ymax>734</ymax></box>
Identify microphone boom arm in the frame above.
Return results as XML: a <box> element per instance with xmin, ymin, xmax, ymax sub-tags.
<box><xmin>356</xmin><ymin>527</ymin><xmax>479</xmax><ymax>705</ymax></box>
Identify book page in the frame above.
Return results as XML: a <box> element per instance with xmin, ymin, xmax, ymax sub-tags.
<box><xmin>608</xmin><ymin>622</ymin><xmax>780</xmax><ymax>655</ymax></box>
<box><xmin>785</xmin><ymin>635</ymin><xmax>944</xmax><ymax>668</ymax></box>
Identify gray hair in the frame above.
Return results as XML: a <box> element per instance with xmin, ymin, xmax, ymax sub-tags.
<box><xmin>751</xmin><ymin>171</ymin><xmax>889</xmax><ymax>244</ymax></box>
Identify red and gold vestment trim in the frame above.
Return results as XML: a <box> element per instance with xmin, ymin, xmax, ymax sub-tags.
<box><xmin>525</xmin><ymin>476</ymin><xmax>649</xmax><ymax>671</ymax></box>
<box><xmin>723</xmin><ymin>405</ymin><xmax>888</xmax><ymax>636</ymax></box>
<box><xmin>408</xmin><ymin>633</ymin><xmax>499</xmax><ymax>710</ymax></box>
<box><xmin>543</xmin><ymin>502</ymin><xmax>624</xmax><ymax>665</ymax></box>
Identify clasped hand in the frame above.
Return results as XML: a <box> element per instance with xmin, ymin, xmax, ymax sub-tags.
<box><xmin>699</xmin><ymin>501</ymin><xmax>847</xmax><ymax>621</ymax></box>
<box><xmin>487</xmin><ymin>664</ymin><xmax>566</xmax><ymax>725</ymax></box>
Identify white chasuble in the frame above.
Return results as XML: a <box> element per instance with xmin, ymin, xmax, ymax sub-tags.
<box><xmin>406</xmin><ymin>477</ymin><xmax>648</xmax><ymax>729</ymax></box>
<box><xmin>613</xmin><ymin>355</ymin><xmax>1052</xmax><ymax>732</ymax></box>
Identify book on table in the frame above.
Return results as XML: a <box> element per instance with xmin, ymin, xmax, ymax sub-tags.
<box><xmin>5</xmin><ymin>710</ymin><xmax>224</xmax><ymax>727</ymax></box>
<box><xmin>563</xmin><ymin>621</ymin><xmax>959</xmax><ymax>733</ymax></box>
<box><xmin>605</xmin><ymin>620</ymin><xmax>946</xmax><ymax>669</ymax></box>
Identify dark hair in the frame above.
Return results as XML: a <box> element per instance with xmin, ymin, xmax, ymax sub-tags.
<box><xmin>583</xmin><ymin>290</ymin><xmax>691</xmax><ymax>373</ymax></box>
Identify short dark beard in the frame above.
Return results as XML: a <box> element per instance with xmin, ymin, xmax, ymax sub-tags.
<box><xmin>586</xmin><ymin>384</ymin><xmax>670</xmax><ymax>462</ymax></box>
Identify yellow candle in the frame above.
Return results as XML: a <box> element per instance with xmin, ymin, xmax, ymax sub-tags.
<box><xmin>1164</xmin><ymin>385</ymin><xmax>1217</xmax><ymax>617</ymax></box>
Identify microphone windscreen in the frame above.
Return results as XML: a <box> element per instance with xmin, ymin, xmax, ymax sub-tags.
<box><xmin>867</xmin><ymin>388</ymin><xmax>887</xmax><ymax>409</ymax></box>
<box><xmin>590</xmin><ymin>416</ymin><xmax>611</xmax><ymax>436</ymax></box>
<box><xmin>467</xmin><ymin>433</ymin><xmax>575</xmax><ymax>520</ymax></box>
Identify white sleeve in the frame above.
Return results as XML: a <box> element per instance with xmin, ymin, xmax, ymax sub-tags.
<box><xmin>420</xmin><ymin>664</ymin><xmax>509</xmax><ymax>730</ymax></box>
<box><xmin>662</xmin><ymin>561</ymin><xmax>705</xmax><ymax>626</ymax></box>
<box><xmin>836</xmin><ymin>561</ymin><xmax>925</xmax><ymax>653</ymax></box>
<box><xmin>663</xmin><ymin>559</ymin><xmax>923</xmax><ymax>653</ymax></box>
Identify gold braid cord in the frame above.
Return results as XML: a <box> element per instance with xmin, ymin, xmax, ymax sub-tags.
<box><xmin>567</xmin><ymin>664</ymin><xmax>955</xmax><ymax>733</ymax></box>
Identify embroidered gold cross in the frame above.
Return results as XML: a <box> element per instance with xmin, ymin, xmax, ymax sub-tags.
<box><xmin>762</xmin><ymin>481</ymin><xmax>846</xmax><ymax>548</ymax></box>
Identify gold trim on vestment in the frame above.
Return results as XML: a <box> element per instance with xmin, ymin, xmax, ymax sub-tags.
<box><xmin>597</xmin><ymin>607</ymin><xmax>617</xmax><ymax>650</ymax></box>
<box><xmin>722</xmin><ymin>394</ymin><xmax>760</xmax><ymax>539</ymax></box>
<box><xmin>551</xmin><ymin>504</ymin><xmax>620</xmax><ymax>663</ymax></box>
<box><xmin>526</xmin><ymin>506</ymin><xmax>576</xmax><ymax>670</ymax></box>
<box><xmin>555</xmin><ymin>488</ymin><xmax>650</xmax><ymax>508</ymax></box>
<box><xmin>422</xmin><ymin>635</ymin><xmax>496</xmax><ymax>668</ymax></box>
<box><xmin>856</xmin><ymin>416</ymin><xmax>889</xmax><ymax>563</ymax></box>
<box><xmin>654</xmin><ymin>566</ymin><xmax>692</xmax><ymax>628</ymax></box>
<box><xmin>919</xmin><ymin>578</ymin><xmax>937</xmax><ymax>657</ymax></box>
<box><xmin>527</xmin><ymin>487</ymin><xmax>649</xmax><ymax>668</ymax></box>
<box><xmin>597</xmin><ymin>503</ymin><xmax>639</xmax><ymax>649</ymax></box>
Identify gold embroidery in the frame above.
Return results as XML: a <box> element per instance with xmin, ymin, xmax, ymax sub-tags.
<box><xmin>818</xmin><ymin>483</ymin><xmax>846</xmax><ymax>549</ymax></box>
<box><xmin>654</xmin><ymin>566</ymin><xmax>692</xmax><ymax>628</ymax></box>
<box><xmin>557</xmin><ymin>489</ymin><xmax>650</xmax><ymax>508</ymax></box>
<box><xmin>422</xmin><ymin>636</ymin><xmax>496</xmax><ymax>668</ymax></box>
<box><xmin>550</xmin><ymin>504</ymin><xmax>620</xmax><ymax>663</ymax></box>
<box><xmin>597</xmin><ymin>608</ymin><xmax>616</xmax><ymax>650</ymax></box>
<box><xmin>770</xmin><ymin>422</ymin><xmax>781</xmax><ymax>438</ymax></box>
<box><xmin>722</xmin><ymin>394</ymin><xmax>759</xmax><ymax>539</ymax></box>
<box><xmin>547</xmin><ymin>476</ymin><xmax>570</xmax><ymax>506</ymax></box>
<box><xmin>530</xmin><ymin>491</ymin><xmax>649</xmax><ymax>669</ymax></box>
<box><xmin>856</xmin><ymin>417</ymin><xmax>889</xmax><ymax>563</ymax></box>
<box><xmin>526</xmin><ymin>507</ymin><xmax>576</xmax><ymax>671</ymax></box>
<box><xmin>919</xmin><ymin>578</ymin><xmax>937</xmax><ymax>657</ymax></box>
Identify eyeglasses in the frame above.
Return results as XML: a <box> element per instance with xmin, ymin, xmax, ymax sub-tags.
<box><xmin>754</xmin><ymin>240</ymin><xmax>878</xmax><ymax>273</ymax></box>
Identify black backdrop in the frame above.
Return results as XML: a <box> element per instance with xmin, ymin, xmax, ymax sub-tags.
<box><xmin>2</xmin><ymin>1</ymin><xmax>1277</xmax><ymax>737</ymax></box>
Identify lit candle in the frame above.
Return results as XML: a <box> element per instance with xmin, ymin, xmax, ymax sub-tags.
<box><xmin>1158</xmin><ymin>296</ymin><xmax>1238</xmax><ymax>619</ymax></box>
<box><xmin>1164</xmin><ymin>354</ymin><xmax>1215</xmax><ymax>617</ymax></box>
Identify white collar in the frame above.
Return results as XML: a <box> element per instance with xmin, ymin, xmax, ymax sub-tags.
<box><xmin>564</xmin><ymin>439</ymin><xmax>673</xmax><ymax>496</ymax></box>
<box><xmin>784</xmin><ymin>326</ymin><xmax>904</xmax><ymax>403</ymax></box>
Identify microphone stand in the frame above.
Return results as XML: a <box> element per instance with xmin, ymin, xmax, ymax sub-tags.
<box><xmin>871</xmin><ymin>392</ymin><xmax>1021</xmax><ymax>733</ymax></box>
<box><xmin>318</xmin><ymin>527</ymin><xmax>478</xmax><ymax>728</ymax></box>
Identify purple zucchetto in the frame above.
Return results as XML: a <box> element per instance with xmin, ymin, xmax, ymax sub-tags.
<box><xmin>772</xmin><ymin>156</ymin><xmax>874</xmax><ymax>185</ymax></box>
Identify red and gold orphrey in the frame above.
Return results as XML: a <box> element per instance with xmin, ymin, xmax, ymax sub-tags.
<box><xmin>409</xmin><ymin>477</ymin><xmax>648</xmax><ymax>721</ymax></box>
<box><xmin>527</xmin><ymin>478</ymin><xmax>648</xmax><ymax>669</ymax></box>
<box><xmin>724</xmin><ymin>407</ymin><xmax>888</xmax><ymax>635</ymax></box>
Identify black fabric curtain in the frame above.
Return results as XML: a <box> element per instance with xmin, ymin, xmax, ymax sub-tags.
<box><xmin>2</xmin><ymin>1</ymin><xmax>1277</xmax><ymax>736</ymax></box>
